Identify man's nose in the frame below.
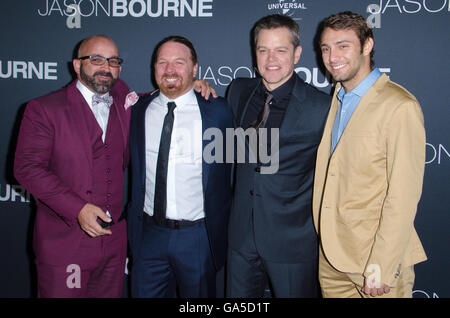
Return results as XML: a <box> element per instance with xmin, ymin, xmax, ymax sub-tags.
<box><xmin>165</xmin><ymin>62</ymin><xmax>176</xmax><ymax>73</ymax></box>
<box><xmin>267</xmin><ymin>50</ymin><xmax>277</xmax><ymax>61</ymax></box>
<box><xmin>328</xmin><ymin>48</ymin><xmax>340</xmax><ymax>62</ymax></box>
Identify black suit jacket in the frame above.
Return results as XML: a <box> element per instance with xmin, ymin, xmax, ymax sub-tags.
<box><xmin>227</xmin><ymin>74</ymin><xmax>331</xmax><ymax>263</ymax></box>
<box><xmin>127</xmin><ymin>91</ymin><xmax>233</xmax><ymax>270</ymax></box>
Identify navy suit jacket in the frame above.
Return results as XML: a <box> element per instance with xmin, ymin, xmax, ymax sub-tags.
<box><xmin>227</xmin><ymin>74</ymin><xmax>331</xmax><ymax>263</ymax></box>
<box><xmin>127</xmin><ymin>91</ymin><xmax>233</xmax><ymax>270</ymax></box>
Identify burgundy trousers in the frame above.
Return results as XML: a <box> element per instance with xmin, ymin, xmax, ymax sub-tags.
<box><xmin>36</xmin><ymin>221</ymin><xmax>127</xmax><ymax>298</ymax></box>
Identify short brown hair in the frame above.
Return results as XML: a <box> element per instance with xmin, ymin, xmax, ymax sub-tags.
<box><xmin>154</xmin><ymin>35</ymin><xmax>198</xmax><ymax>65</ymax></box>
<box><xmin>253</xmin><ymin>14</ymin><xmax>300</xmax><ymax>48</ymax></box>
<box><xmin>319</xmin><ymin>11</ymin><xmax>375</xmax><ymax>68</ymax></box>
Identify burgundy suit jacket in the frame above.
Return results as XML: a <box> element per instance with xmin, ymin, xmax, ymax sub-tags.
<box><xmin>14</xmin><ymin>79</ymin><xmax>130</xmax><ymax>265</ymax></box>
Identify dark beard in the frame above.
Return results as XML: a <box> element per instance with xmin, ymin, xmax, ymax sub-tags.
<box><xmin>80</xmin><ymin>64</ymin><xmax>117</xmax><ymax>94</ymax></box>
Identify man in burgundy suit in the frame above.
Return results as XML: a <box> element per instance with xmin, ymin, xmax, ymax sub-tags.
<box><xmin>14</xmin><ymin>35</ymin><xmax>131</xmax><ymax>297</ymax></box>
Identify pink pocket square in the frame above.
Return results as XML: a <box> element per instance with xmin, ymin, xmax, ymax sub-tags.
<box><xmin>124</xmin><ymin>91</ymin><xmax>138</xmax><ymax>110</ymax></box>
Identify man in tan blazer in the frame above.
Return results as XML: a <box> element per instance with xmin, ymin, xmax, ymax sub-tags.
<box><xmin>313</xmin><ymin>11</ymin><xmax>427</xmax><ymax>298</ymax></box>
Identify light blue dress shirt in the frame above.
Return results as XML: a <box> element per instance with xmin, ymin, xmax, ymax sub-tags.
<box><xmin>331</xmin><ymin>68</ymin><xmax>382</xmax><ymax>154</ymax></box>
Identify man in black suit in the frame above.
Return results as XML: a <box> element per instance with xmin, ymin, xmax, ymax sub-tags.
<box><xmin>226</xmin><ymin>14</ymin><xmax>331</xmax><ymax>297</ymax></box>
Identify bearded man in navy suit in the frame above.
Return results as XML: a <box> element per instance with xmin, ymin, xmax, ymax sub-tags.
<box><xmin>127</xmin><ymin>36</ymin><xmax>233</xmax><ymax>298</ymax></box>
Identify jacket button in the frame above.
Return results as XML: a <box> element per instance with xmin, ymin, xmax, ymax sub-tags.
<box><xmin>86</xmin><ymin>190</ymin><xmax>92</xmax><ymax>195</ymax></box>
<box><xmin>254</xmin><ymin>167</ymin><xmax>261</xmax><ymax>173</ymax></box>
<box><xmin>249</xmin><ymin>190</ymin><xmax>254</xmax><ymax>196</ymax></box>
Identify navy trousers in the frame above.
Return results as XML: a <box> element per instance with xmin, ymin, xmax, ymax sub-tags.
<box><xmin>131</xmin><ymin>214</ymin><xmax>216</xmax><ymax>298</ymax></box>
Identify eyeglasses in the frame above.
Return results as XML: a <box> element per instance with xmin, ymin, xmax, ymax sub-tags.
<box><xmin>78</xmin><ymin>55</ymin><xmax>123</xmax><ymax>67</ymax></box>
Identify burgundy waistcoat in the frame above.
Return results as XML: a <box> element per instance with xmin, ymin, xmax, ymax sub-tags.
<box><xmin>83</xmin><ymin>103</ymin><xmax>125</xmax><ymax>221</ymax></box>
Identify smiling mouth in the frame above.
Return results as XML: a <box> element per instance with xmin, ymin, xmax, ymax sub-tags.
<box><xmin>162</xmin><ymin>74</ymin><xmax>181</xmax><ymax>83</ymax></box>
<box><xmin>94</xmin><ymin>72</ymin><xmax>113</xmax><ymax>81</ymax></box>
<box><xmin>331</xmin><ymin>64</ymin><xmax>346</xmax><ymax>71</ymax></box>
<box><xmin>97</xmin><ymin>75</ymin><xmax>111</xmax><ymax>81</ymax></box>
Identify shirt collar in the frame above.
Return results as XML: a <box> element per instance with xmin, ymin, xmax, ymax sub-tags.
<box><xmin>337</xmin><ymin>67</ymin><xmax>382</xmax><ymax>102</ymax></box>
<box><xmin>159</xmin><ymin>88</ymin><xmax>197</xmax><ymax>109</ymax></box>
<box><xmin>266</xmin><ymin>72</ymin><xmax>296</xmax><ymax>103</ymax></box>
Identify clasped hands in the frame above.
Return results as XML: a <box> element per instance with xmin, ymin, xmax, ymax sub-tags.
<box><xmin>362</xmin><ymin>277</ymin><xmax>391</xmax><ymax>297</ymax></box>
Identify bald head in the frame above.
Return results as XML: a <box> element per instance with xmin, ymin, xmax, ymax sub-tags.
<box><xmin>77</xmin><ymin>35</ymin><xmax>118</xmax><ymax>58</ymax></box>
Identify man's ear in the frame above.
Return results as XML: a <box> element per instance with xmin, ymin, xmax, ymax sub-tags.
<box><xmin>294</xmin><ymin>45</ymin><xmax>302</xmax><ymax>64</ymax></box>
<box><xmin>73</xmin><ymin>59</ymin><xmax>81</xmax><ymax>76</ymax></box>
<box><xmin>363</xmin><ymin>38</ymin><xmax>374</xmax><ymax>57</ymax></box>
<box><xmin>193</xmin><ymin>63</ymin><xmax>198</xmax><ymax>79</ymax></box>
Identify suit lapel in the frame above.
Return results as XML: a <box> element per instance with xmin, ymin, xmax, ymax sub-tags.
<box><xmin>279</xmin><ymin>74</ymin><xmax>306</xmax><ymax>137</ymax></box>
<box><xmin>313</xmin><ymin>83</ymin><xmax>339</xmax><ymax>229</ymax></box>
<box><xmin>196</xmin><ymin>93</ymin><xmax>211</xmax><ymax>194</ymax></box>
<box><xmin>237</xmin><ymin>79</ymin><xmax>260</xmax><ymax>127</ymax></box>
<box><xmin>66</xmin><ymin>81</ymin><xmax>94</xmax><ymax>172</ymax></box>
<box><xmin>109</xmin><ymin>89</ymin><xmax>128</xmax><ymax>155</ymax></box>
<box><xmin>134</xmin><ymin>93</ymin><xmax>157</xmax><ymax>188</ymax></box>
<box><xmin>317</xmin><ymin>84</ymin><xmax>339</xmax><ymax>162</ymax></box>
<box><xmin>330</xmin><ymin>74</ymin><xmax>387</xmax><ymax>157</ymax></box>
<box><xmin>234</xmin><ymin>80</ymin><xmax>260</xmax><ymax>163</ymax></box>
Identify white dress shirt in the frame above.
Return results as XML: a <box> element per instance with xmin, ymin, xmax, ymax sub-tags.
<box><xmin>76</xmin><ymin>80</ymin><xmax>111</xmax><ymax>142</ymax></box>
<box><xmin>143</xmin><ymin>89</ymin><xmax>204</xmax><ymax>221</ymax></box>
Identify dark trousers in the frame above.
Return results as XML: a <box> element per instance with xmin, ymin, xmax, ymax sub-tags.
<box><xmin>226</xmin><ymin>216</ymin><xmax>319</xmax><ymax>298</ymax></box>
<box><xmin>131</xmin><ymin>214</ymin><xmax>216</xmax><ymax>298</ymax></box>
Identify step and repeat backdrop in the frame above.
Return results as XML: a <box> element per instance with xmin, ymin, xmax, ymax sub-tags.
<box><xmin>1</xmin><ymin>0</ymin><xmax>448</xmax><ymax>298</ymax></box>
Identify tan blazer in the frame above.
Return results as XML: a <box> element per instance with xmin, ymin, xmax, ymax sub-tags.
<box><xmin>312</xmin><ymin>74</ymin><xmax>427</xmax><ymax>286</ymax></box>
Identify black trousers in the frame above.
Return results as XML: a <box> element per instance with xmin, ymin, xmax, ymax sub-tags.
<box><xmin>226</xmin><ymin>215</ymin><xmax>319</xmax><ymax>298</ymax></box>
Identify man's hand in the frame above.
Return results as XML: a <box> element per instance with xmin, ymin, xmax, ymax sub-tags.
<box><xmin>77</xmin><ymin>203</ymin><xmax>112</xmax><ymax>237</ymax></box>
<box><xmin>362</xmin><ymin>277</ymin><xmax>391</xmax><ymax>297</ymax></box>
<box><xmin>193</xmin><ymin>79</ymin><xmax>217</xmax><ymax>100</ymax></box>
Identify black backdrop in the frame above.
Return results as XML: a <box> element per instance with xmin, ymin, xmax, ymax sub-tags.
<box><xmin>1</xmin><ymin>0</ymin><xmax>449</xmax><ymax>298</ymax></box>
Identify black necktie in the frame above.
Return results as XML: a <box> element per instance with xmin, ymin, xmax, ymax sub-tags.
<box><xmin>252</xmin><ymin>91</ymin><xmax>273</xmax><ymax>130</ymax></box>
<box><xmin>153</xmin><ymin>101</ymin><xmax>177</xmax><ymax>224</ymax></box>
